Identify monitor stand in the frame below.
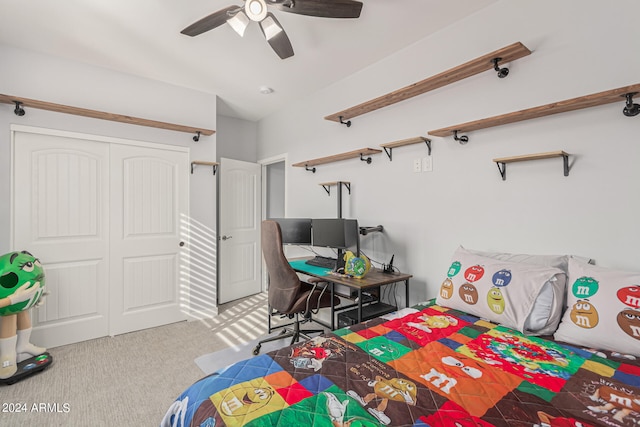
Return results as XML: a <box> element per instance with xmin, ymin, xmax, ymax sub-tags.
<box><xmin>335</xmin><ymin>249</ymin><xmax>346</xmax><ymax>272</ymax></box>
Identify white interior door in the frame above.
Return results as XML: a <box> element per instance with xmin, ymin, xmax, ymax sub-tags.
<box><xmin>218</xmin><ymin>158</ymin><xmax>262</xmax><ymax>304</ymax></box>
<box><xmin>13</xmin><ymin>131</ymin><xmax>110</xmax><ymax>349</ymax></box>
<box><xmin>109</xmin><ymin>144</ymin><xmax>189</xmax><ymax>335</ymax></box>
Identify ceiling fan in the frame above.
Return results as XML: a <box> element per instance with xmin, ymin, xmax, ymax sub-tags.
<box><xmin>181</xmin><ymin>0</ymin><xmax>363</xmax><ymax>60</ymax></box>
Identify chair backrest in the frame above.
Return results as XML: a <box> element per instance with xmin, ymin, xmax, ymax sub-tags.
<box><xmin>261</xmin><ymin>220</ymin><xmax>302</xmax><ymax>314</ymax></box>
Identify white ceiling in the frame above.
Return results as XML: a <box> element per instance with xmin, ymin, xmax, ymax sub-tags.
<box><xmin>0</xmin><ymin>0</ymin><xmax>497</xmax><ymax>121</ymax></box>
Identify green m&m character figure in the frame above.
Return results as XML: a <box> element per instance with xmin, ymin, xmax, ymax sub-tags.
<box><xmin>0</xmin><ymin>251</ymin><xmax>47</xmax><ymax>379</ymax></box>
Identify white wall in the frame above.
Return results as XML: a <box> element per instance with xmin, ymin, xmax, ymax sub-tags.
<box><xmin>257</xmin><ymin>0</ymin><xmax>640</xmax><ymax>306</ymax></box>
<box><xmin>0</xmin><ymin>44</ymin><xmax>219</xmax><ymax>316</ymax></box>
<box><xmin>216</xmin><ymin>114</ymin><xmax>258</xmax><ymax>163</ymax></box>
<box><xmin>266</xmin><ymin>162</ymin><xmax>285</xmax><ymax>218</ymax></box>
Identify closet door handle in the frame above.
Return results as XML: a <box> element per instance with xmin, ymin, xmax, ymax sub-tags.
<box><xmin>221</xmin><ymin>235</ymin><xmax>233</xmax><ymax>241</ymax></box>
<box><xmin>179</xmin><ymin>241</ymin><xmax>185</xmax><ymax>247</ymax></box>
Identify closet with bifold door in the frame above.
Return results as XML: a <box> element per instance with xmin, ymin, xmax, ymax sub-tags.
<box><xmin>11</xmin><ymin>125</ymin><xmax>189</xmax><ymax>348</ymax></box>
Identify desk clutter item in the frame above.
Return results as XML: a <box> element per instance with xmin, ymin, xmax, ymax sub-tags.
<box><xmin>343</xmin><ymin>251</ymin><xmax>371</xmax><ymax>278</ymax></box>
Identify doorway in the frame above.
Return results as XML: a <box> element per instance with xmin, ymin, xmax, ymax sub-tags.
<box><xmin>265</xmin><ymin>161</ymin><xmax>285</xmax><ymax>218</ymax></box>
<box><xmin>259</xmin><ymin>154</ymin><xmax>287</xmax><ymax>291</ymax></box>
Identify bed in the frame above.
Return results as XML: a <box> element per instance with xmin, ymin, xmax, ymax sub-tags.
<box><xmin>162</xmin><ymin>247</ymin><xmax>640</xmax><ymax>426</ymax></box>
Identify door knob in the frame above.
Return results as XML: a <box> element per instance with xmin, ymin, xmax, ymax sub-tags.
<box><xmin>221</xmin><ymin>235</ymin><xmax>233</xmax><ymax>241</ymax></box>
<box><xmin>179</xmin><ymin>241</ymin><xmax>185</xmax><ymax>247</ymax></box>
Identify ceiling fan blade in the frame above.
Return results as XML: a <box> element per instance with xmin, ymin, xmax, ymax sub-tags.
<box><xmin>181</xmin><ymin>5</ymin><xmax>240</xmax><ymax>37</ymax></box>
<box><xmin>259</xmin><ymin>13</ymin><xmax>294</xmax><ymax>59</ymax></box>
<box><xmin>269</xmin><ymin>0</ymin><xmax>363</xmax><ymax>19</ymax></box>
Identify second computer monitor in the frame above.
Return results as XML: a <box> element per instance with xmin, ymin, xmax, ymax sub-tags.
<box><xmin>311</xmin><ymin>218</ymin><xmax>360</xmax><ymax>256</ymax></box>
<box><xmin>271</xmin><ymin>218</ymin><xmax>312</xmax><ymax>245</ymax></box>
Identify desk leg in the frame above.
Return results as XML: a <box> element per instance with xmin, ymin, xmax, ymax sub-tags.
<box><xmin>330</xmin><ymin>282</ymin><xmax>335</xmax><ymax>331</ymax></box>
<box><xmin>405</xmin><ymin>279</ymin><xmax>410</xmax><ymax>308</ymax></box>
<box><xmin>357</xmin><ymin>289</ymin><xmax>363</xmax><ymax>323</ymax></box>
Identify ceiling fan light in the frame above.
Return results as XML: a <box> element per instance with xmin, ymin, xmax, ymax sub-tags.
<box><xmin>261</xmin><ymin>16</ymin><xmax>283</xmax><ymax>41</ymax></box>
<box><xmin>246</xmin><ymin>0</ymin><xmax>267</xmax><ymax>22</ymax></box>
<box><xmin>227</xmin><ymin>10</ymin><xmax>250</xmax><ymax>37</ymax></box>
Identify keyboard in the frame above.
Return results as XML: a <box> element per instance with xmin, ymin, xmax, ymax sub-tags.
<box><xmin>305</xmin><ymin>256</ymin><xmax>337</xmax><ymax>269</ymax></box>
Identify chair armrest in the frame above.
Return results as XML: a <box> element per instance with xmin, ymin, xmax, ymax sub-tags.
<box><xmin>303</xmin><ymin>278</ymin><xmax>330</xmax><ymax>315</ymax></box>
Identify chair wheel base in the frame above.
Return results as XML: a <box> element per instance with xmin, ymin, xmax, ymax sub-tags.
<box><xmin>252</xmin><ymin>345</ymin><xmax>261</xmax><ymax>356</ymax></box>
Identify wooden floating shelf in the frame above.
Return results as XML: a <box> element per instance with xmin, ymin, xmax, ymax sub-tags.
<box><xmin>493</xmin><ymin>150</ymin><xmax>569</xmax><ymax>181</ymax></box>
<box><xmin>380</xmin><ymin>136</ymin><xmax>431</xmax><ymax>160</ymax></box>
<box><xmin>380</xmin><ymin>136</ymin><xmax>427</xmax><ymax>149</ymax></box>
<box><xmin>0</xmin><ymin>94</ymin><xmax>215</xmax><ymax>136</ymax></box>
<box><xmin>293</xmin><ymin>148</ymin><xmax>382</xmax><ymax>172</ymax></box>
<box><xmin>325</xmin><ymin>42</ymin><xmax>531</xmax><ymax>124</ymax></box>
<box><xmin>190</xmin><ymin>161</ymin><xmax>219</xmax><ymax>175</ymax></box>
<box><xmin>428</xmin><ymin>83</ymin><xmax>640</xmax><ymax>139</ymax></box>
<box><xmin>493</xmin><ymin>151</ymin><xmax>568</xmax><ymax>164</ymax></box>
<box><xmin>319</xmin><ymin>181</ymin><xmax>351</xmax><ymax>196</ymax></box>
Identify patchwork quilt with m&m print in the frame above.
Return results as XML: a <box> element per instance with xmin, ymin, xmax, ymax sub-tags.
<box><xmin>162</xmin><ymin>301</ymin><xmax>640</xmax><ymax>427</ymax></box>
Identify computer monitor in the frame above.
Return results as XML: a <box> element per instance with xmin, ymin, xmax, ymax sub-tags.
<box><xmin>311</xmin><ymin>218</ymin><xmax>360</xmax><ymax>256</ymax></box>
<box><xmin>343</xmin><ymin>219</ymin><xmax>360</xmax><ymax>257</ymax></box>
<box><xmin>271</xmin><ymin>218</ymin><xmax>312</xmax><ymax>245</ymax></box>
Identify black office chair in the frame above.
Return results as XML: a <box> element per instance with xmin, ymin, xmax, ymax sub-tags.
<box><xmin>253</xmin><ymin>220</ymin><xmax>339</xmax><ymax>355</ymax></box>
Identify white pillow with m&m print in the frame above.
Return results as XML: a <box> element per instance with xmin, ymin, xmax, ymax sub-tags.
<box><xmin>436</xmin><ymin>246</ymin><xmax>566</xmax><ymax>335</ymax></box>
<box><xmin>554</xmin><ymin>258</ymin><xmax>640</xmax><ymax>356</ymax></box>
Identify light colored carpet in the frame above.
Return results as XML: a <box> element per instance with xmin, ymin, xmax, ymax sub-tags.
<box><xmin>0</xmin><ymin>293</ymin><xmax>272</xmax><ymax>427</ymax></box>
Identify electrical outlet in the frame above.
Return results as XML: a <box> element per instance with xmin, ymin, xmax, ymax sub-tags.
<box><xmin>413</xmin><ymin>158</ymin><xmax>422</xmax><ymax>173</ymax></box>
<box><xmin>422</xmin><ymin>156</ymin><xmax>433</xmax><ymax>172</ymax></box>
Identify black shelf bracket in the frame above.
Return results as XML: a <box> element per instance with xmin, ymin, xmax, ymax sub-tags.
<box><xmin>193</xmin><ymin>131</ymin><xmax>201</xmax><ymax>142</ymax></box>
<box><xmin>453</xmin><ymin>130</ymin><xmax>469</xmax><ymax>145</ymax></box>
<box><xmin>305</xmin><ymin>165</ymin><xmax>316</xmax><ymax>173</ymax></box>
<box><xmin>496</xmin><ymin>162</ymin><xmax>507</xmax><ymax>181</ymax></box>
<box><xmin>493</xmin><ymin>57</ymin><xmax>509</xmax><ymax>78</ymax></box>
<box><xmin>360</xmin><ymin>153</ymin><xmax>372</xmax><ymax>164</ymax></box>
<box><xmin>342</xmin><ymin>182</ymin><xmax>351</xmax><ymax>194</ymax></box>
<box><xmin>623</xmin><ymin>92</ymin><xmax>640</xmax><ymax>117</ymax></box>
<box><xmin>339</xmin><ymin>116</ymin><xmax>352</xmax><ymax>127</ymax></box>
<box><xmin>359</xmin><ymin>225</ymin><xmax>383</xmax><ymax>235</ymax></box>
<box><xmin>562</xmin><ymin>153</ymin><xmax>570</xmax><ymax>177</ymax></box>
<box><xmin>13</xmin><ymin>101</ymin><xmax>25</xmax><ymax>116</ymax></box>
<box><xmin>423</xmin><ymin>137</ymin><xmax>432</xmax><ymax>156</ymax></box>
